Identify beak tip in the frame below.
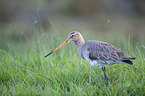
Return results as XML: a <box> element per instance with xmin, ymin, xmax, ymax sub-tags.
<box><xmin>44</xmin><ymin>51</ymin><xmax>53</xmax><ymax>58</ymax></box>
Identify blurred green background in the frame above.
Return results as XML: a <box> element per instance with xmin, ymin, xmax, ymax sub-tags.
<box><xmin>0</xmin><ymin>1</ymin><xmax>145</xmax><ymax>95</ymax></box>
<box><xmin>0</xmin><ymin>0</ymin><xmax>145</xmax><ymax>46</ymax></box>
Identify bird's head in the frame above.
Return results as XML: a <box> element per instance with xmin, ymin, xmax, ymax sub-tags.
<box><xmin>68</xmin><ymin>31</ymin><xmax>81</xmax><ymax>41</ymax></box>
<box><xmin>68</xmin><ymin>31</ymin><xmax>84</xmax><ymax>42</ymax></box>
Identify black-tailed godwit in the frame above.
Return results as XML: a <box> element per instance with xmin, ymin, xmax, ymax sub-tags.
<box><xmin>45</xmin><ymin>31</ymin><xmax>136</xmax><ymax>85</ymax></box>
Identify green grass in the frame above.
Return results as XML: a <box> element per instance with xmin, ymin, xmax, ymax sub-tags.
<box><xmin>0</xmin><ymin>27</ymin><xmax>145</xmax><ymax>96</ymax></box>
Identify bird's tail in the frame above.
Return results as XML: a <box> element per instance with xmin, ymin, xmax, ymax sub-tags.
<box><xmin>122</xmin><ymin>57</ymin><xmax>136</xmax><ymax>65</ymax></box>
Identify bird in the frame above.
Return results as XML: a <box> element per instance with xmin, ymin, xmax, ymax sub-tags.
<box><xmin>45</xmin><ymin>31</ymin><xmax>136</xmax><ymax>85</ymax></box>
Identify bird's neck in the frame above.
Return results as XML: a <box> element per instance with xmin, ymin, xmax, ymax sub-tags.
<box><xmin>74</xmin><ymin>38</ymin><xmax>85</xmax><ymax>58</ymax></box>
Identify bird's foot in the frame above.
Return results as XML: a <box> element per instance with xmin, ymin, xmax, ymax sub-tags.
<box><xmin>104</xmin><ymin>77</ymin><xmax>109</xmax><ymax>86</ymax></box>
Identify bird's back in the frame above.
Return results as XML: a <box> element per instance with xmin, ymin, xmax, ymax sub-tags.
<box><xmin>81</xmin><ymin>40</ymin><xmax>135</xmax><ymax>66</ymax></box>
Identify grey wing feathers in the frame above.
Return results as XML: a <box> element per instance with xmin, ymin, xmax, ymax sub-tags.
<box><xmin>83</xmin><ymin>40</ymin><xmax>126</xmax><ymax>61</ymax></box>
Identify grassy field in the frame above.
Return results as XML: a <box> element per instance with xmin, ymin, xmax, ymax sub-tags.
<box><xmin>0</xmin><ymin>25</ymin><xmax>145</xmax><ymax>96</ymax></box>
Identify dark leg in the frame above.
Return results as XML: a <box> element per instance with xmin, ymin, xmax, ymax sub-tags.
<box><xmin>102</xmin><ymin>67</ymin><xmax>109</xmax><ymax>85</ymax></box>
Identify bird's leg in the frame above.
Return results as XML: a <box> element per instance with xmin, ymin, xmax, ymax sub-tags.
<box><xmin>89</xmin><ymin>65</ymin><xmax>92</xmax><ymax>85</ymax></box>
<box><xmin>80</xmin><ymin>58</ymin><xmax>82</xmax><ymax>65</ymax></box>
<box><xmin>102</xmin><ymin>67</ymin><xmax>109</xmax><ymax>85</ymax></box>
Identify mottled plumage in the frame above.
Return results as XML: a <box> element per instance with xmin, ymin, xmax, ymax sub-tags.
<box><xmin>81</xmin><ymin>40</ymin><xmax>135</xmax><ymax>67</ymax></box>
<box><xmin>45</xmin><ymin>31</ymin><xmax>136</xmax><ymax>85</ymax></box>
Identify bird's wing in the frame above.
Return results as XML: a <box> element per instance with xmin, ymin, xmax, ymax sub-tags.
<box><xmin>82</xmin><ymin>40</ymin><xmax>124</xmax><ymax>61</ymax></box>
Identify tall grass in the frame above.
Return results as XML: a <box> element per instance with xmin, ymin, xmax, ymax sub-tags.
<box><xmin>0</xmin><ymin>24</ymin><xmax>145</xmax><ymax>96</ymax></box>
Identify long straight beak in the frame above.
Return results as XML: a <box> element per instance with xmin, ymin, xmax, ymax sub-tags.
<box><xmin>45</xmin><ymin>38</ymin><xmax>70</xmax><ymax>58</ymax></box>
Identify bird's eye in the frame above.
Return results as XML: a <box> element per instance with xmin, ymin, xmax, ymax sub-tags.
<box><xmin>71</xmin><ymin>35</ymin><xmax>74</xmax><ymax>38</ymax></box>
